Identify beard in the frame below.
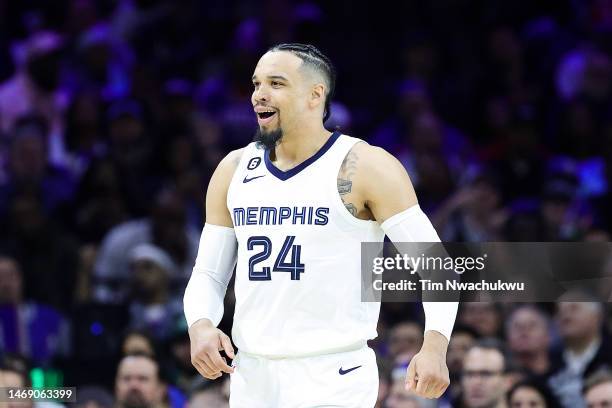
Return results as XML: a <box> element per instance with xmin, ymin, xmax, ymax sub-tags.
<box><xmin>254</xmin><ymin>127</ymin><xmax>283</xmax><ymax>150</ymax></box>
<box><xmin>121</xmin><ymin>389</ymin><xmax>151</xmax><ymax>408</ymax></box>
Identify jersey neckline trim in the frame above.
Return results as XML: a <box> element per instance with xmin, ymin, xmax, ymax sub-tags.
<box><xmin>264</xmin><ymin>130</ymin><xmax>341</xmax><ymax>181</ymax></box>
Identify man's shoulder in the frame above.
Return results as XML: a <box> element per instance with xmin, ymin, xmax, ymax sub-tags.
<box><xmin>343</xmin><ymin>140</ymin><xmax>399</xmax><ymax>173</ymax></box>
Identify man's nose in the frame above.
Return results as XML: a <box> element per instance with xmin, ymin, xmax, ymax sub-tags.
<box><xmin>253</xmin><ymin>87</ymin><xmax>269</xmax><ymax>103</ymax></box>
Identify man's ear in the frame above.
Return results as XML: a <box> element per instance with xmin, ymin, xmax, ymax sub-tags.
<box><xmin>310</xmin><ymin>83</ymin><xmax>326</xmax><ymax>109</ymax></box>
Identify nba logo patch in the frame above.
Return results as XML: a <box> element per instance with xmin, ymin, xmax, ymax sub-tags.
<box><xmin>247</xmin><ymin>157</ymin><xmax>261</xmax><ymax>170</ymax></box>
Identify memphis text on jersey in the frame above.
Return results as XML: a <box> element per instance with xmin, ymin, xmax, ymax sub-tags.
<box><xmin>233</xmin><ymin>206</ymin><xmax>330</xmax><ymax>226</ymax></box>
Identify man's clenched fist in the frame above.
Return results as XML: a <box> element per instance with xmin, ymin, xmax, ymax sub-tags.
<box><xmin>405</xmin><ymin>330</ymin><xmax>450</xmax><ymax>399</ymax></box>
<box><xmin>188</xmin><ymin>319</ymin><xmax>235</xmax><ymax>380</ymax></box>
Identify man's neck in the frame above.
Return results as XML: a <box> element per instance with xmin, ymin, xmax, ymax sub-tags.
<box><xmin>515</xmin><ymin>350</ymin><xmax>550</xmax><ymax>374</ymax></box>
<box><xmin>566</xmin><ymin>334</ymin><xmax>600</xmax><ymax>355</ymax></box>
<box><xmin>272</xmin><ymin>125</ymin><xmax>331</xmax><ymax>167</ymax></box>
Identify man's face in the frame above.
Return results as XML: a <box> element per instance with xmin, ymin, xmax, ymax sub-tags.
<box><xmin>0</xmin><ymin>370</ymin><xmax>32</xmax><ymax>408</ymax></box>
<box><xmin>115</xmin><ymin>356</ymin><xmax>164</xmax><ymax>408</ymax></box>
<box><xmin>586</xmin><ymin>381</ymin><xmax>612</xmax><ymax>408</ymax></box>
<box><xmin>389</xmin><ymin>323</ymin><xmax>423</xmax><ymax>359</ymax></box>
<box><xmin>251</xmin><ymin>51</ymin><xmax>318</xmax><ymax>144</ymax></box>
<box><xmin>460</xmin><ymin>303</ymin><xmax>500</xmax><ymax>337</ymax></box>
<box><xmin>556</xmin><ymin>302</ymin><xmax>600</xmax><ymax>342</ymax></box>
<box><xmin>461</xmin><ymin>348</ymin><xmax>507</xmax><ymax>408</ymax></box>
<box><xmin>507</xmin><ymin>308</ymin><xmax>550</xmax><ymax>354</ymax></box>
<box><xmin>447</xmin><ymin>332</ymin><xmax>476</xmax><ymax>375</ymax></box>
<box><xmin>384</xmin><ymin>380</ymin><xmax>423</xmax><ymax>408</ymax></box>
<box><xmin>509</xmin><ymin>386</ymin><xmax>546</xmax><ymax>408</ymax></box>
<box><xmin>0</xmin><ymin>258</ymin><xmax>22</xmax><ymax>304</ymax></box>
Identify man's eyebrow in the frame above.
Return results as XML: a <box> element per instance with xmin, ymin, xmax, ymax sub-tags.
<box><xmin>251</xmin><ymin>75</ymin><xmax>289</xmax><ymax>82</ymax></box>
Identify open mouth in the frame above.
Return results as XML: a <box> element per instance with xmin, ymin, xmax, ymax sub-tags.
<box><xmin>257</xmin><ymin>111</ymin><xmax>276</xmax><ymax>119</ymax></box>
<box><xmin>256</xmin><ymin>109</ymin><xmax>277</xmax><ymax>125</ymax></box>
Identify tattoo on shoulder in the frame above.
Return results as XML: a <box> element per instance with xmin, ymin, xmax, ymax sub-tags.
<box><xmin>339</xmin><ymin>149</ymin><xmax>358</xmax><ymax>179</ymax></box>
<box><xmin>338</xmin><ymin>148</ymin><xmax>360</xmax><ymax>216</ymax></box>
<box><xmin>344</xmin><ymin>202</ymin><xmax>357</xmax><ymax>216</ymax></box>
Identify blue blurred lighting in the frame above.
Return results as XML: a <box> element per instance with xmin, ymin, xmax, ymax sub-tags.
<box><xmin>90</xmin><ymin>322</ymin><xmax>104</xmax><ymax>336</ymax></box>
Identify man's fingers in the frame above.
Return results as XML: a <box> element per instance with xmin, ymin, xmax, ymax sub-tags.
<box><xmin>195</xmin><ymin>353</ymin><xmax>221</xmax><ymax>377</ymax></box>
<box><xmin>220</xmin><ymin>334</ymin><xmax>235</xmax><ymax>359</ymax></box>
<box><xmin>405</xmin><ymin>360</ymin><xmax>417</xmax><ymax>391</ymax></box>
<box><xmin>415</xmin><ymin>373</ymin><xmax>430</xmax><ymax>397</ymax></box>
<box><xmin>193</xmin><ymin>359</ymin><xmax>218</xmax><ymax>379</ymax></box>
<box><xmin>208</xmin><ymin>348</ymin><xmax>234</xmax><ymax>374</ymax></box>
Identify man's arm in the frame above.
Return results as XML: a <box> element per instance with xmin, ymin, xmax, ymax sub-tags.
<box><xmin>349</xmin><ymin>142</ymin><xmax>457</xmax><ymax>399</ymax></box>
<box><xmin>184</xmin><ymin>148</ymin><xmax>243</xmax><ymax>380</ymax></box>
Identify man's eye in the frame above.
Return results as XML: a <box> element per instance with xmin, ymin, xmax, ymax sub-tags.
<box><xmin>253</xmin><ymin>82</ymin><xmax>260</xmax><ymax>88</ymax></box>
<box><xmin>271</xmin><ymin>81</ymin><xmax>282</xmax><ymax>87</ymax></box>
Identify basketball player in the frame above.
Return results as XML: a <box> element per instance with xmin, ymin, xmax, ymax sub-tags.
<box><xmin>184</xmin><ymin>43</ymin><xmax>458</xmax><ymax>407</ymax></box>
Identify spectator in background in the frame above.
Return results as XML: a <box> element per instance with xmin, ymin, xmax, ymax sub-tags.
<box><xmin>540</xmin><ymin>175</ymin><xmax>582</xmax><ymax>241</ymax></box>
<box><xmin>447</xmin><ymin>325</ymin><xmax>479</xmax><ymax>401</ymax></box>
<box><xmin>388</xmin><ymin>321</ymin><xmax>424</xmax><ymax>364</ymax></box>
<box><xmin>187</xmin><ymin>382</ymin><xmax>229</xmax><ymax>408</ymax></box>
<box><xmin>457</xmin><ymin>302</ymin><xmax>503</xmax><ymax>338</ymax></box>
<box><xmin>583</xmin><ymin>369</ymin><xmax>612</xmax><ymax>408</ymax></box>
<box><xmin>63</xmin><ymin>92</ymin><xmax>107</xmax><ymax>181</ymax></box>
<box><xmin>0</xmin><ymin>354</ymin><xmax>64</xmax><ymax>408</ymax></box>
<box><xmin>114</xmin><ymin>353</ymin><xmax>166</xmax><ymax>408</ymax></box>
<box><xmin>433</xmin><ymin>172</ymin><xmax>507</xmax><ymax>242</ymax></box>
<box><xmin>0</xmin><ymin>189</ymin><xmax>79</xmax><ymax>312</ymax></box>
<box><xmin>69</xmin><ymin>158</ymin><xmax>128</xmax><ymax>244</ymax></box>
<box><xmin>74</xmin><ymin>386</ymin><xmax>114</xmax><ymax>408</ymax></box>
<box><xmin>548</xmin><ymin>297</ymin><xmax>612</xmax><ymax>408</ymax></box>
<box><xmin>103</xmin><ymin>99</ymin><xmax>159</xmax><ymax>217</ymax></box>
<box><xmin>127</xmin><ymin>243</ymin><xmax>183</xmax><ymax>341</ymax></box>
<box><xmin>163</xmin><ymin>330</ymin><xmax>200</xmax><ymax>395</ymax></box>
<box><xmin>0</xmin><ymin>31</ymin><xmax>68</xmax><ymax>166</ymax></box>
<box><xmin>506</xmin><ymin>305</ymin><xmax>553</xmax><ymax>376</ymax></box>
<box><xmin>506</xmin><ymin>379</ymin><xmax>560</xmax><ymax>408</ymax></box>
<box><xmin>0</xmin><ymin>255</ymin><xmax>70</xmax><ymax>367</ymax></box>
<box><xmin>92</xmin><ymin>188</ymin><xmax>199</xmax><ymax>303</ymax></box>
<box><xmin>384</xmin><ymin>378</ymin><xmax>435</xmax><ymax>408</ymax></box>
<box><xmin>0</xmin><ymin>115</ymin><xmax>76</xmax><ymax>215</ymax></box>
<box><xmin>457</xmin><ymin>339</ymin><xmax>511</xmax><ymax>408</ymax></box>
<box><xmin>121</xmin><ymin>330</ymin><xmax>156</xmax><ymax>357</ymax></box>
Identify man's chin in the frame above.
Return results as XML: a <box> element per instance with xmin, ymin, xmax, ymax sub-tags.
<box><xmin>254</xmin><ymin>127</ymin><xmax>283</xmax><ymax>150</ymax></box>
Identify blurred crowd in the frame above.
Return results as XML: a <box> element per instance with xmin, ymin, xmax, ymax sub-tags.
<box><xmin>1</xmin><ymin>0</ymin><xmax>612</xmax><ymax>407</ymax></box>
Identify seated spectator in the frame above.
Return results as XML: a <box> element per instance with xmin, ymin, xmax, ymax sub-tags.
<box><xmin>457</xmin><ymin>302</ymin><xmax>503</xmax><ymax>338</ymax></box>
<box><xmin>114</xmin><ymin>353</ymin><xmax>166</xmax><ymax>408</ymax></box>
<box><xmin>388</xmin><ymin>321</ymin><xmax>424</xmax><ymax>364</ymax></box>
<box><xmin>447</xmin><ymin>325</ymin><xmax>479</xmax><ymax>400</ymax></box>
<box><xmin>92</xmin><ymin>189</ymin><xmax>199</xmax><ymax>303</ymax></box>
<box><xmin>506</xmin><ymin>379</ymin><xmax>561</xmax><ymax>408</ymax></box>
<box><xmin>0</xmin><ymin>354</ymin><xmax>65</xmax><ymax>408</ymax></box>
<box><xmin>456</xmin><ymin>338</ymin><xmax>511</xmax><ymax>408</ymax></box>
<box><xmin>121</xmin><ymin>329</ymin><xmax>156</xmax><ymax>357</ymax></box>
<box><xmin>127</xmin><ymin>243</ymin><xmax>183</xmax><ymax>341</ymax></box>
<box><xmin>187</xmin><ymin>381</ymin><xmax>229</xmax><ymax>408</ymax></box>
<box><xmin>548</xmin><ymin>296</ymin><xmax>612</xmax><ymax>408</ymax></box>
<box><xmin>0</xmin><ymin>190</ymin><xmax>79</xmax><ymax>312</ymax></box>
<box><xmin>0</xmin><ymin>115</ymin><xmax>76</xmax><ymax>216</ymax></box>
<box><xmin>0</xmin><ymin>31</ymin><xmax>68</xmax><ymax>167</ymax></box>
<box><xmin>506</xmin><ymin>305</ymin><xmax>553</xmax><ymax>376</ymax></box>
<box><xmin>0</xmin><ymin>255</ymin><xmax>70</xmax><ymax>366</ymax></box>
<box><xmin>74</xmin><ymin>386</ymin><xmax>114</xmax><ymax>408</ymax></box>
<box><xmin>583</xmin><ymin>369</ymin><xmax>612</xmax><ymax>408</ymax></box>
<box><xmin>433</xmin><ymin>172</ymin><xmax>507</xmax><ymax>242</ymax></box>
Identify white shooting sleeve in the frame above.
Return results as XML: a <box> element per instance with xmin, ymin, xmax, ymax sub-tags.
<box><xmin>183</xmin><ymin>223</ymin><xmax>238</xmax><ymax>327</ymax></box>
<box><xmin>380</xmin><ymin>205</ymin><xmax>458</xmax><ymax>341</ymax></box>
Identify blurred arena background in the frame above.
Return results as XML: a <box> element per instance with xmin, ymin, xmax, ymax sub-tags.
<box><xmin>0</xmin><ymin>0</ymin><xmax>612</xmax><ymax>407</ymax></box>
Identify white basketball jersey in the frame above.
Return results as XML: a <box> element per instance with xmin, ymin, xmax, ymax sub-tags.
<box><xmin>227</xmin><ymin>131</ymin><xmax>385</xmax><ymax>357</ymax></box>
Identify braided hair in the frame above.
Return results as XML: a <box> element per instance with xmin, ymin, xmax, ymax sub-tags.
<box><xmin>268</xmin><ymin>43</ymin><xmax>336</xmax><ymax>123</ymax></box>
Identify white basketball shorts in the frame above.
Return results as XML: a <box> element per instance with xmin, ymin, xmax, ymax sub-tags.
<box><xmin>229</xmin><ymin>345</ymin><xmax>379</xmax><ymax>408</ymax></box>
